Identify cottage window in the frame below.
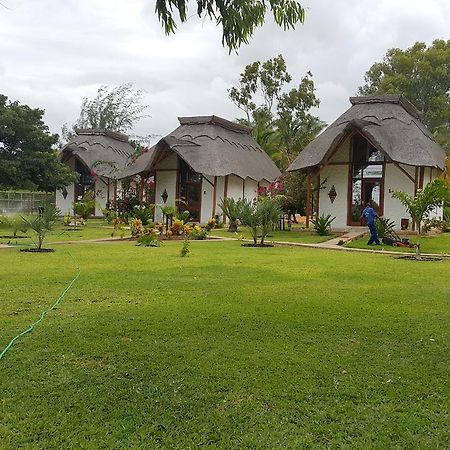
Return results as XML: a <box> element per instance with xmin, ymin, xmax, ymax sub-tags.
<box><xmin>349</xmin><ymin>134</ymin><xmax>384</xmax><ymax>225</ymax></box>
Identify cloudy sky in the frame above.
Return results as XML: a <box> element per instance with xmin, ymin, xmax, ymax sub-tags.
<box><xmin>1</xmin><ymin>0</ymin><xmax>449</xmax><ymax>142</ymax></box>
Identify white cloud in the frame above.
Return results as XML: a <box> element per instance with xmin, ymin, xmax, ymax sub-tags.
<box><xmin>0</xmin><ymin>0</ymin><xmax>448</xmax><ymax>139</ymax></box>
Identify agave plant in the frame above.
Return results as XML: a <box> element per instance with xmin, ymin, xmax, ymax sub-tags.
<box><xmin>219</xmin><ymin>198</ymin><xmax>243</xmax><ymax>232</ymax></box>
<box><xmin>311</xmin><ymin>213</ymin><xmax>335</xmax><ymax>236</ymax></box>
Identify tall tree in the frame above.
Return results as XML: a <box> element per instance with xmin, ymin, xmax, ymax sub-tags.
<box><xmin>62</xmin><ymin>83</ymin><xmax>152</xmax><ymax>148</ymax></box>
<box><xmin>229</xmin><ymin>55</ymin><xmax>325</xmax><ymax>170</ymax></box>
<box><xmin>155</xmin><ymin>0</ymin><xmax>305</xmax><ymax>52</ymax></box>
<box><xmin>0</xmin><ymin>94</ymin><xmax>78</xmax><ymax>191</ymax></box>
<box><xmin>358</xmin><ymin>40</ymin><xmax>450</xmax><ymax>153</ymax></box>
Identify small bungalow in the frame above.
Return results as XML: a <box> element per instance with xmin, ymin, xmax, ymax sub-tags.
<box><xmin>287</xmin><ymin>95</ymin><xmax>447</xmax><ymax>230</ymax></box>
<box><xmin>56</xmin><ymin>129</ymin><xmax>136</xmax><ymax>216</ymax></box>
<box><xmin>121</xmin><ymin>115</ymin><xmax>281</xmax><ymax>223</ymax></box>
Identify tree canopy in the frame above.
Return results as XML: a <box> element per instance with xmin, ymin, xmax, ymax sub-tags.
<box><xmin>229</xmin><ymin>55</ymin><xmax>325</xmax><ymax>170</ymax></box>
<box><xmin>155</xmin><ymin>0</ymin><xmax>305</xmax><ymax>51</ymax></box>
<box><xmin>62</xmin><ymin>83</ymin><xmax>152</xmax><ymax>148</ymax></box>
<box><xmin>358</xmin><ymin>39</ymin><xmax>450</xmax><ymax>153</ymax></box>
<box><xmin>0</xmin><ymin>94</ymin><xmax>78</xmax><ymax>191</ymax></box>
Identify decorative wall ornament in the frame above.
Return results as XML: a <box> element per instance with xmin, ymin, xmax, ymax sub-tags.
<box><xmin>62</xmin><ymin>187</ymin><xmax>68</xmax><ymax>199</ymax></box>
<box><xmin>328</xmin><ymin>185</ymin><xmax>337</xmax><ymax>203</ymax></box>
<box><xmin>161</xmin><ymin>189</ymin><xmax>168</xmax><ymax>203</ymax></box>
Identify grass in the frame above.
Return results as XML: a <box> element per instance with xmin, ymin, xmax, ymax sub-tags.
<box><xmin>345</xmin><ymin>232</ymin><xmax>450</xmax><ymax>255</ymax></box>
<box><xmin>210</xmin><ymin>226</ymin><xmax>340</xmax><ymax>244</ymax></box>
<box><xmin>1</xmin><ymin>240</ymin><xmax>449</xmax><ymax>448</ymax></box>
<box><xmin>0</xmin><ymin>218</ymin><xmax>117</xmax><ymax>246</ymax></box>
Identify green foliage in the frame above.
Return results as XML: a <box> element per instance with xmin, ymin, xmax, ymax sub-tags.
<box><xmin>0</xmin><ymin>94</ymin><xmax>78</xmax><ymax>191</ymax></box>
<box><xmin>137</xmin><ymin>231</ymin><xmax>161</xmax><ymax>247</ymax></box>
<box><xmin>159</xmin><ymin>204</ymin><xmax>177</xmax><ymax>218</ymax></box>
<box><xmin>155</xmin><ymin>0</ymin><xmax>305</xmax><ymax>52</ymax></box>
<box><xmin>311</xmin><ymin>214</ymin><xmax>335</xmax><ymax>236</ymax></box>
<box><xmin>358</xmin><ymin>40</ymin><xmax>450</xmax><ymax>153</ymax></box>
<box><xmin>0</xmin><ymin>215</ymin><xmax>30</xmax><ymax>237</ymax></box>
<box><xmin>22</xmin><ymin>198</ymin><xmax>60</xmax><ymax>250</ymax></box>
<box><xmin>375</xmin><ymin>217</ymin><xmax>396</xmax><ymax>239</ymax></box>
<box><xmin>175</xmin><ymin>210</ymin><xmax>190</xmax><ymax>224</ymax></box>
<box><xmin>73</xmin><ymin>192</ymin><xmax>96</xmax><ymax>220</ymax></box>
<box><xmin>392</xmin><ymin>179</ymin><xmax>450</xmax><ymax>258</ymax></box>
<box><xmin>129</xmin><ymin>205</ymin><xmax>154</xmax><ymax>226</ymax></box>
<box><xmin>180</xmin><ymin>237</ymin><xmax>190</xmax><ymax>257</ymax></box>
<box><xmin>62</xmin><ymin>84</ymin><xmax>150</xmax><ymax>144</ymax></box>
<box><xmin>229</xmin><ymin>56</ymin><xmax>325</xmax><ymax>170</ymax></box>
<box><xmin>190</xmin><ymin>226</ymin><xmax>209</xmax><ymax>240</ymax></box>
<box><xmin>238</xmin><ymin>196</ymin><xmax>282</xmax><ymax>244</ymax></box>
<box><xmin>218</xmin><ymin>197</ymin><xmax>243</xmax><ymax>232</ymax></box>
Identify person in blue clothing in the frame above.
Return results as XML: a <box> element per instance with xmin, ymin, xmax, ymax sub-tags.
<box><xmin>361</xmin><ymin>202</ymin><xmax>381</xmax><ymax>245</ymax></box>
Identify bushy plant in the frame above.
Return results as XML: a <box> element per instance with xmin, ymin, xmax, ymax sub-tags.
<box><xmin>376</xmin><ymin>217</ymin><xmax>396</xmax><ymax>239</ymax></box>
<box><xmin>22</xmin><ymin>199</ymin><xmax>60</xmax><ymax>250</ymax></box>
<box><xmin>311</xmin><ymin>214</ymin><xmax>335</xmax><ymax>236</ymax></box>
<box><xmin>73</xmin><ymin>191</ymin><xmax>96</xmax><ymax>220</ymax></box>
<box><xmin>130</xmin><ymin>204</ymin><xmax>154</xmax><ymax>226</ymax></box>
<box><xmin>63</xmin><ymin>214</ymin><xmax>72</xmax><ymax>226</ymax></box>
<box><xmin>180</xmin><ymin>237</ymin><xmax>190</xmax><ymax>257</ymax></box>
<box><xmin>205</xmin><ymin>217</ymin><xmax>217</xmax><ymax>231</ymax></box>
<box><xmin>393</xmin><ymin>179</ymin><xmax>450</xmax><ymax>259</ymax></box>
<box><xmin>170</xmin><ymin>219</ymin><xmax>184</xmax><ymax>235</ymax></box>
<box><xmin>190</xmin><ymin>224</ymin><xmax>208</xmax><ymax>240</ymax></box>
<box><xmin>109</xmin><ymin>193</ymin><xmax>140</xmax><ymax>223</ymax></box>
<box><xmin>130</xmin><ymin>218</ymin><xmax>144</xmax><ymax>238</ymax></box>
<box><xmin>239</xmin><ymin>197</ymin><xmax>282</xmax><ymax>245</ymax></box>
<box><xmin>176</xmin><ymin>210</ymin><xmax>190</xmax><ymax>224</ymax></box>
<box><xmin>136</xmin><ymin>230</ymin><xmax>160</xmax><ymax>247</ymax></box>
<box><xmin>219</xmin><ymin>198</ymin><xmax>243</xmax><ymax>232</ymax></box>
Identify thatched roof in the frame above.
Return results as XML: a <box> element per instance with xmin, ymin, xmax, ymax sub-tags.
<box><xmin>287</xmin><ymin>95</ymin><xmax>446</xmax><ymax>172</ymax></box>
<box><xmin>119</xmin><ymin>116</ymin><xmax>281</xmax><ymax>182</ymax></box>
<box><xmin>61</xmin><ymin>129</ymin><xmax>136</xmax><ymax>178</ymax></box>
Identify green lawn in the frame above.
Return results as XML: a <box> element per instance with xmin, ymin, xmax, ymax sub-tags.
<box><xmin>1</xmin><ymin>241</ymin><xmax>449</xmax><ymax>448</ymax></box>
<box><xmin>345</xmin><ymin>232</ymin><xmax>450</xmax><ymax>255</ymax></box>
<box><xmin>0</xmin><ymin>219</ymin><xmax>116</xmax><ymax>246</ymax></box>
<box><xmin>210</xmin><ymin>226</ymin><xmax>341</xmax><ymax>244</ymax></box>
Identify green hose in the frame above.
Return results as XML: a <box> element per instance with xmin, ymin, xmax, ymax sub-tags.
<box><xmin>0</xmin><ymin>247</ymin><xmax>80</xmax><ymax>361</ymax></box>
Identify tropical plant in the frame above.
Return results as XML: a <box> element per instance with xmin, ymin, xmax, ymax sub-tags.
<box><xmin>180</xmin><ymin>237</ymin><xmax>190</xmax><ymax>257</ymax></box>
<box><xmin>375</xmin><ymin>217</ymin><xmax>396</xmax><ymax>240</ymax></box>
<box><xmin>190</xmin><ymin>224</ymin><xmax>208</xmax><ymax>240</ymax></box>
<box><xmin>73</xmin><ymin>191</ymin><xmax>96</xmax><ymax>220</ymax></box>
<box><xmin>130</xmin><ymin>218</ymin><xmax>144</xmax><ymax>238</ymax></box>
<box><xmin>176</xmin><ymin>210</ymin><xmax>190</xmax><ymax>224</ymax></box>
<box><xmin>137</xmin><ymin>230</ymin><xmax>161</xmax><ymax>247</ymax></box>
<box><xmin>311</xmin><ymin>214</ymin><xmax>335</xmax><ymax>236</ymax></box>
<box><xmin>392</xmin><ymin>179</ymin><xmax>450</xmax><ymax>259</ymax></box>
<box><xmin>130</xmin><ymin>204</ymin><xmax>154</xmax><ymax>226</ymax></box>
<box><xmin>219</xmin><ymin>198</ymin><xmax>243</xmax><ymax>232</ymax></box>
<box><xmin>22</xmin><ymin>199</ymin><xmax>60</xmax><ymax>250</ymax></box>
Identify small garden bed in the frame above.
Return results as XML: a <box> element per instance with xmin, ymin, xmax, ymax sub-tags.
<box><xmin>19</xmin><ymin>248</ymin><xmax>55</xmax><ymax>253</ymax></box>
<box><xmin>241</xmin><ymin>243</ymin><xmax>274</xmax><ymax>248</ymax></box>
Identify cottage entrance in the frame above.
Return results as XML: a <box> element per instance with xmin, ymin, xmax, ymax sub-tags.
<box><xmin>179</xmin><ymin>159</ymin><xmax>202</xmax><ymax>222</ymax></box>
<box><xmin>348</xmin><ymin>134</ymin><xmax>384</xmax><ymax>226</ymax></box>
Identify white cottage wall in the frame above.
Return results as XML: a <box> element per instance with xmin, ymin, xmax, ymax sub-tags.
<box><xmin>201</xmin><ymin>175</ymin><xmax>215</xmax><ymax>223</ymax></box>
<box><xmin>319</xmin><ymin>165</ymin><xmax>349</xmax><ymax>228</ymax></box>
<box><xmin>154</xmin><ymin>171</ymin><xmax>177</xmax><ymax>222</ymax></box>
<box><xmin>383</xmin><ymin>164</ymin><xmax>415</xmax><ymax>228</ymax></box>
<box><xmin>227</xmin><ymin>175</ymin><xmax>244</xmax><ymax>201</ymax></box>
<box><xmin>243</xmin><ymin>179</ymin><xmax>258</xmax><ymax>202</ymax></box>
<box><xmin>328</xmin><ymin>137</ymin><xmax>350</xmax><ymax>163</ymax></box>
<box><xmin>215</xmin><ymin>176</ymin><xmax>225</xmax><ymax>217</ymax></box>
<box><xmin>94</xmin><ymin>178</ymin><xmax>108</xmax><ymax>216</ymax></box>
<box><xmin>56</xmin><ymin>157</ymin><xmax>75</xmax><ymax>215</ymax></box>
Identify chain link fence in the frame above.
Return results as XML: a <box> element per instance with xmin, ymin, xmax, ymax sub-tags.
<box><xmin>0</xmin><ymin>191</ymin><xmax>55</xmax><ymax>215</ymax></box>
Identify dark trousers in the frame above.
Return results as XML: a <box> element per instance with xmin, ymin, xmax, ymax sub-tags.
<box><xmin>367</xmin><ymin>222</ymin><xmax>380</xmax><ymax>245</ymax></box>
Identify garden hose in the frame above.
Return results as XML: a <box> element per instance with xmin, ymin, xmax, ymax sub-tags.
<box><xmin>0</xmin><ymin>245</ymin><xmax>80</xmax><ymax>361</ymax></box>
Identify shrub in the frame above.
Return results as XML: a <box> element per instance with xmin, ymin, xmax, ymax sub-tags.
<box><xmin>176</xmin><ymin>210</ymin><xmax>190</xmax><ymax>224</ymax></box>
<box><xmin>22</xmin><ymin>199</ymin><xmax>60</xmax><ymax>250</ymax></box>
<box><xmin>130</xmin><ymin>204</ymin><xmax>154</xmax><ymax>226</ymax></box>
<box><xmin>376</xmin><ymin>217</ymin><xmax>396</xmax><ymax>239</ymax></box>
<box><xmin>137</xmin><ymin>230</ymin><xmax>160</xmax><ymax>247</ymax></box>
<box><xmin>219</xmin><ymin>198</ymin><xmax>243</xmax><ymax>232</ymax></box>
<box><xmin>5</xmin><ymin>215</ymin><xmax>30</xmax><ymax>237</ymax></box>
<box><xmin>311</xmin><ymin>214</ymin><xmax>335</xmax><ymax>236</ymax></box>
<box><xmin>130</xmin><ymin>218</ymin><xmax>144</xmax><ymax>238</ymax></box>
<box><xmin>190</xmin><ymin>225</ymin><xmax>208</xmax><ymax>240</ymax></box>
<box><xmin>180</xmin><ymin>237</ymin><xmax>190</xmax><ymax>257</ymax></box>
<box><xmin>73</xmin><ymin>192</ymin><xmax>96</xmax><ymax>220</ymax></box>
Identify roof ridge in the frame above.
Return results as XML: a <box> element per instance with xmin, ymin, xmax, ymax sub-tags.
<box><xmin>349</xmin><ymin>95</ymin><xmax>420</xmax><ymax>118</ymax></box>
<box><xmin>178</xmin><ymin>115</ymin><xmax>251</xmax><ymax>133</ymax></box>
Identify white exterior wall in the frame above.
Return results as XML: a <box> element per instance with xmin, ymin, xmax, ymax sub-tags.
<box><xmin>318</xmin><ymin>165</ymin><xmax>349</xmax><ymax>228</ymax></box>
<box><xmin>243</xmin><ymin>178</ymin><xmax>258</xmax><ymax>202</ymax></box>
<box><xmin>154</xmin><ymin>171</ymin><xmax>177</xmax><ymax>222</ymax></box>
<box><xmin>383</xmin><ymin>163</ymin><xmax>415</xmax><ymax>228</ymax></box>
<box><xmin>94</xmin><ymin>177</ymin><xmax>108</xmax><ymax>216</ymax></box>
<box><xmin>227</xmin><ymin>175</ymin><xmax>244</xmax><ymax>200</ymax></box>
<box><xmin>56</xmin><ymin>156</ymin><xmax>75</xmax><ymax>215</ymax></box>
<box><xmin>200</xmin><ymin>175</ymin><xmax>215</xmax><ymax>224</ymax></box>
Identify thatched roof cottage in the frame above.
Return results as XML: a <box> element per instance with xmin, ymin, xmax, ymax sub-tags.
<box><xmin>287</xmin><ymin>95</ymin><xmax>447</xmax><ymax>229</ymax></box>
